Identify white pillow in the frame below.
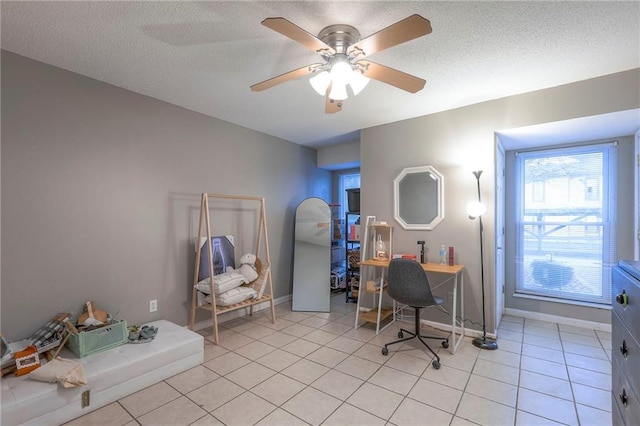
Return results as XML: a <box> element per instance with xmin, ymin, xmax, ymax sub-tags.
<box><xmin>195</xmin><ymin>272</ymin><xmax>246</xmax><ymax>295</ymax></box>
<box><xmin>214</xmin><ymin>287</ymin><xmax>257</xmax><ymax>306</ymax></box>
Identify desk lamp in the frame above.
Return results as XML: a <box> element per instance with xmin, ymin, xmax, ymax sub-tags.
<box><xmin>467</xmin><ymin>170</ymin><xmax>498</xmax><ymax>350</ymax></box>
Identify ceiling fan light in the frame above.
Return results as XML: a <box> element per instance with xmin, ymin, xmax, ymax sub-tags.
<box><xmin>330</xmin><ymin>61</ymin><xmax>353</xmax><ymax>84</ymax></box>
<box><xmin>329</xmin><ymin>82</ymin><xmax>349</xmax><ymax>101</ymax></box>
<box><xmin>349</xmin><ymin>71</ymin><xmax>370</xmax><ymax>95</ymax></box>
<box><xmin>309</xmin><ymin>71</ymin><xmax>331</xmax><ymax>96</ymax></box>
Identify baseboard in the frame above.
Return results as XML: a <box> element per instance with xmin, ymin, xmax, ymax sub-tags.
<box><xmin>503</xmin><ymin>308</ymin><xmax>612</xmax><ymax>332</ymax></box>
<box><xmin>418</xmin><ymin>319</ymin><xmax>497</xmax><ymax>340</ymax></box>
<box><xmin>192</xmin><ymin>294</ymin><xmax>291</xmax><ymax>332</ymax></box>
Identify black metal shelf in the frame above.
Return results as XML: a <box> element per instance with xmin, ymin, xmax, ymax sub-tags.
<box><xmin>345</xmin><ymin>211</ymin><xmax>360</xmax><ymax>303</ymax></box>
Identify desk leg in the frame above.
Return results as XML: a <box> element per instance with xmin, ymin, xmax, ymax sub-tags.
<box><xmin>354</xmin><ymin>281</ymin><xmax>363</xmax><ymax>329</ymax></box>
<box><xmin>450</xmin><ymin>271</ymin><xmax>465</xmax><ymax>355</ymax></box>
<box><xmin>460</xmin><ymin>274</ymin><xmax>465</xmax><ymax>350</ymax></box>
<box><xmin>451</xmin><ymin>273</ymin><xmax>458</xmax><ymax>355</ymax></box>
<box><xmin>375</xmin><ymin>275</ymin><xmax>383</xmax><ymax>334</ymax></box>
<box><xmin>376</xmin><ymin>274</ymin><xmax>395</xmax><ymax>334</ymax></box>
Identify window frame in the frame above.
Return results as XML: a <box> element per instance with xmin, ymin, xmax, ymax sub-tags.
<box><xmin>514</xmin><ymin>142</ymin><xmax>617</xmax><ymax>305</ymax></box>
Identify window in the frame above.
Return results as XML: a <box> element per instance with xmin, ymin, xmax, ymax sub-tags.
<box><xmin>532</xmin><ymin>180</ymin><xmax>545</xmax><ymax>202</ymax></box>
<box><xmin>585</xmin><ymin>178</ymin><xmax>600</xmax><ymax>201</ymax></box>
<box><xmin>515</xmin><ymin>143</ymin><xmax>616</xmax><ymax>305</ymax></box>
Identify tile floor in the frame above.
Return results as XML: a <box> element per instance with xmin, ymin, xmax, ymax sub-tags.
<box><xmin>66</xmin><ymin>294</ymin><xmax>612</xmax><ymax>426</ymax></box>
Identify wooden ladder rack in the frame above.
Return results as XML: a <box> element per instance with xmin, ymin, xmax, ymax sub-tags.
<box><xmin>189</xmin><ymin>193</ymin><xmax>276</xmax><ymax>344</ymax></box>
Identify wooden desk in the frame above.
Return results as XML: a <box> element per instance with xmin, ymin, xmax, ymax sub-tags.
<box><xmin>357</xmin><ymin>259</ymin><xmax>465</xmax><ymax>354</ymax></box>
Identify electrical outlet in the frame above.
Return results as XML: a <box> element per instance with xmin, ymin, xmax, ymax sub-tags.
<box><xmin>149</xmin><ymin>299</ymin><xmax>157</xmax><ymax>312</ymax></box>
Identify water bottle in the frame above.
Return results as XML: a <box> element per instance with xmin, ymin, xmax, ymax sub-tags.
<box><xmin>439</xmin><ymin>245</ymin><xmax>447</xmax><ymax>265</ymax></box>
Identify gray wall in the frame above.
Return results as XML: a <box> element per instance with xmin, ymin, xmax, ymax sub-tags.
<box><xmin>317</xmin><ymin>140</ymin><xmax>360</xmax><ymax>170</ymax></box>
<box><xmin>1</xmin><ymin>51</ymin><xmax>331</xmax><ymax>340</ymax></box>
<box><xmin>360</xmin><ymin>69</ymin><xmax>640</xmax><ymax>333</ymax></box>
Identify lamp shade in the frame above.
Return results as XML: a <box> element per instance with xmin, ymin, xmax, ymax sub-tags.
<box><xmin>330</xmin><ymin>61</ymin><xmax>352</xmax><ymax>84</ymax></box>
<box><xmin>310</xmin><ymin>57</ymin><xmax>371</xmax><ymax>99</ymax></box>
<box><xmin>329</xmin><ymin>81</ymin><xmax>349</xmax><ymax>100</ymax></box>
<box><xmin>467</xmin><ymin>201</ymin><xmax>486</xmax><ymax>219</ymax></box>
<box><xmin>349</xmin><ymin>71</ymin><xmax>370</xmax><ymax>95</ymax></box>
<box><xmin>309</xmin><ymin>71</ymin><xmax>331</xmax><ymax>96</ymax></box>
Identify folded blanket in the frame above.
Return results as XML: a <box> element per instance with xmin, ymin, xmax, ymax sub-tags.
<box><xmin>195</xmin><ymin>271</ymin><xmax>245</xmax><ymax>295</ymax></box>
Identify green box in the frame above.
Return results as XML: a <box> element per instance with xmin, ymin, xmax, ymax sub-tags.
<box><xmin>66</xmin><ymin>320</ymin><xmax>127</xmax><ymax>358</ymax></box>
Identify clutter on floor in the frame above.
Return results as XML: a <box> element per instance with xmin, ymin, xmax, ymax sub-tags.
<box><xmin>29</xmin><ymin>356</ymin><xmax>87</xmax><ymax>388</ymax></box>
<box><xmin>1</xmin><ymin>312</ymin><xmax>71</xmax><ymax>376</ymax></box>
<box><xmin>1</xmin><ymin>319</ymin><xmax>204</xmax><ymax>426</ymax></box>
<box><xmin>0</xmin><ymin>299</ymin><xmax>203</xmax><ymax>425</ymax></box>
<box><xmin>127</xmin><ymin>324</ymin><xmax>158</xmax><ymax>343</ymax></box>
<box><xmin>65</xmin><ymin>301</ymin><xmax>128</xmax><ymax>358</ymax></box>
<box><xmin>1</xmin><ymin>300</ymin><xmax>130</xmax><ymax>375</ymax></box>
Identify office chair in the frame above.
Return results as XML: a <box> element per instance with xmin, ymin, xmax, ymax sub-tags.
<box><xmin>381</xmin><ymin>258</ymin><xmax>448</xmax><ymax>369</ymax></box>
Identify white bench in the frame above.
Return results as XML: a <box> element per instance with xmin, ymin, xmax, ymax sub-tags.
<box><xmin>1</xmin><ymin>320</ymin><xmax>204</xmax><ymax>426</ymax></box>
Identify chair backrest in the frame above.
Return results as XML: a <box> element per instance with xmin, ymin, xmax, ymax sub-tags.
<box><xmin>388</xmin><ymin>258</ymin><xmax>437</xmax><ymax>308</ymax></box>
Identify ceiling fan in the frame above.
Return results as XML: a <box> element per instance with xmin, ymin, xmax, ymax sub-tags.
<box><xmin>250</xmin><ymin>14</ymin><xmax>432</xmax><ymax>113</ymax></box>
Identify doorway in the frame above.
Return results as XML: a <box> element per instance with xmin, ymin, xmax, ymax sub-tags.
<box><xmin>494</xmin><ymin>137</ymin><xmax>505</xmax><ymax>331</ymax></box>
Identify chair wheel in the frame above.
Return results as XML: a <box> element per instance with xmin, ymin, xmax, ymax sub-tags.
<box><xmin>441</xmin><ymin>340</ymin><xmax>449</xmax><ymax>349</ymax></box>
<box><xmin>432</xmin><ymin>360</ymin><xmax>441</xmax><ymax>369</ymax></box>
<box><xmin>382</xmin><ymin>347</ymin><xmax>389</xmax><ymax>356</ymax></box>
<box><xmin>398</xmin><ymin>331</ymin><xmax>404</xmax><ymax>338</ymax></box>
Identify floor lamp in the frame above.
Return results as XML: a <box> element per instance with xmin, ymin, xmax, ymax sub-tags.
<box><xmin>468</xmin><ymin>170</ymin><xmax>498</xmax><ymax>350</ymax></box>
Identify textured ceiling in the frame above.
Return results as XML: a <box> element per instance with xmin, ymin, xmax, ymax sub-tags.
<box><xmin>2</xmin><ymin>1</ymin><xmax>639</xmax><ymax>148</ymax></box>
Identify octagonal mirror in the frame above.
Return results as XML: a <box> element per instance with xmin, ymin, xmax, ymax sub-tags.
<box><xmin>393</xmin><ymin>165</ymin><xmax>444</xmax><ymax>230</ymax></box>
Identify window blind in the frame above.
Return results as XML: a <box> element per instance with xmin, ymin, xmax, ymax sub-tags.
<box><xmin>514</xmin><ymin>143</ymin><xmax>617</xmax><ymax>304</ymax></box>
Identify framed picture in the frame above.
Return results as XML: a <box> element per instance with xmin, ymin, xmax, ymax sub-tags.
<box><xmin>198</xmin><ymin>235</ymin><xmax>236</xmax><ymax>281</ymax></box>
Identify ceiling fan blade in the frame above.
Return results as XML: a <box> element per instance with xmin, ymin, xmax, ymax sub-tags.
<box><xmin>359</xmin><ymin>60</ymin><xmax>426</xmax><ymax>93</ymax></box>
<box><xmin>348</xmin><ymin>14</ymin><xmax>432</xmax><ymax>58</ymax></box>
<box><xmin>262</xmin><ymin>17</ymin><xmax>336</xmax><ymax>56</ymax></box>
<box><xmin>251</xmin><ymin>63</ymin><xmax>323</xmax><ymax>92</ymax></box>
<box><xmin>325</xmin><ymin>96</ymin><xmax>342</xmax><ymax>114</ymax></box>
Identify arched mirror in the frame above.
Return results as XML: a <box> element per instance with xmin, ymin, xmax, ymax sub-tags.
<box><xmin>292</xmin><ymin>197</ymin><xmax>331</xmax><ymax>312</ymax></box>
<box><xmin>393</xmin><ymin>165</ymin><xmax>444</xmax><ymax>230</ymax></box>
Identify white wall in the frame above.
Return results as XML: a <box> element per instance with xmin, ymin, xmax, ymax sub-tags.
<box><xmin>1</xmin><ymin>51</ymin><xmax>332</xmax><ymax>339</ymax></box>
<box><xmin>361</xmin><ymin>69</ymin><xmax>640</xmax><ymax>332</ymax></box>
